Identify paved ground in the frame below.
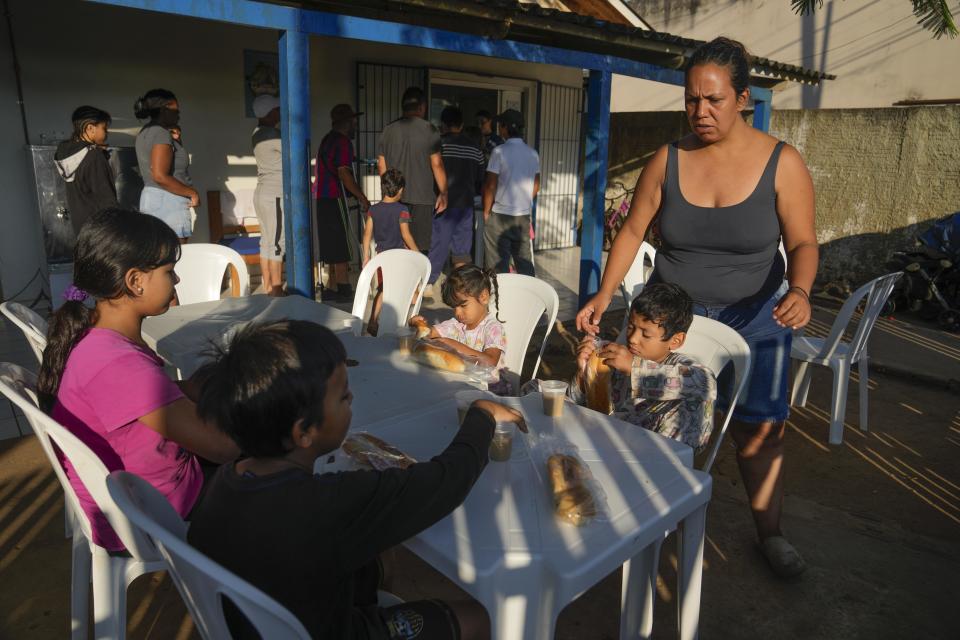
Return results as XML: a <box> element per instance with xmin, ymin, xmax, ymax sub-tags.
<box><xmin>1</xmin><ymin>291</ymin><xmax>959</xmax><ymax>638</ymax></box>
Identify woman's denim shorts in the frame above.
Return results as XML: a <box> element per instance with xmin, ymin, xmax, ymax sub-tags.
<box><xmin>693</xmin><ymin>282</ymin><xmax>792</xmax><ymax>424</ymax></box>
<box><xmin>140</xmin><ymin>186</ymin><xmax>192</xmax><ymax>238</ymax></box>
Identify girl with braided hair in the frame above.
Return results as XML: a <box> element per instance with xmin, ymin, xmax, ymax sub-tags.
<box><xmin>409</xmin><ymin>264</ymin><xmax>512</xmax><ymax>393</ymax></box>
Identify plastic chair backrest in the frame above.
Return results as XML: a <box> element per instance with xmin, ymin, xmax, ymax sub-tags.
<box><xmin>351</xmin><ymin>250</ymin><xmax>431</xmax><ymax>335</ymax></box>
<box><xmin>0</xmin><ymin>362</ymin><xmax>161</xmax><ymax>558</ymax></box>
<box><xmin>0</xmin><ymin>363</ymin><xmax>93</xmax><ymax>540</ymax></box>
<box><xmin>492</xmin><ymin>274</ymin><xmax>559</xmax><ymax>382</ymax></box>
<box><xmin>176</xmin><ymin>243</ymin><xmax>251</xmax><ymax>305</ymax></box>
<box><xmin>674</xmin><ymin>315</ymin><xmax>752</xmax><ymax>472</ymax></box>
<box><xmin>815</xmin><ymin>272</ymin><xmax>902</xmax><ymax>364</ymax></box>
<box><xmin>1</xmin><ymin>301</ymin><xmax>48</xmax><ymax>363</ymax></box>
<box><xmin>619</xmin><ymin>241</ymin><xmax>657</xmax><ymax>307</ymax></box>
<box><xmin>107</xmin><ymin>471</ymin><xmax>311</xmax><ymax>640</ymax></box>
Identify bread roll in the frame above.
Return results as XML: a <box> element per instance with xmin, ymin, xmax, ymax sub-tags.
<box><xmin>410</xmin><ymin>317</ymin><xmax>431</xmax><ymax>339</ymax></box>
<box><xmin>412</xmin><ymin>342</ymin><xmax>466</xmax><ymax>373</ymax></box>
<box><xmin>547</xmin><ymin>454</ymin><xmax>596</xmax><ymax>526</ymax></box>
<box><xmin>342</xmin><ymin>433</ymin><xmax>416</xmax><ymax>470</ymax></box>
<box><xmin>584</xmin><ymin>350</ymin><xmax>613</xmax><ymax>414</ymax></box>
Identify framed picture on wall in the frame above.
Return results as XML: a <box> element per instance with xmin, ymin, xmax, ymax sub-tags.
<box><xmin>243</xmin><ymin>49</ymin><xmax>280</xmax><ymax>117</ymax></box>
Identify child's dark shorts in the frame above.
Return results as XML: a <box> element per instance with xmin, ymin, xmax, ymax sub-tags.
<box><xmin>356</xmin><ymin>600</ymin><xmax>461</xmax><ymax>640</ymax></box>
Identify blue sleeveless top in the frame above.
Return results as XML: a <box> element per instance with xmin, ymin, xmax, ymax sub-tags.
<box><xmin>649</xmin><ymin>141</ymin><xmax>786</xmax><ymax>306</ymax></box>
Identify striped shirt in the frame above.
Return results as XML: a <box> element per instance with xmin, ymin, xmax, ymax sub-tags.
<box><xmin>441</xmin><ymin>132</ymin><xmax>485</xmax><ymax>209</ymax></box>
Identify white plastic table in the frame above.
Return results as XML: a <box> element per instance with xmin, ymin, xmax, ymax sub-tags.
<box><xmin>323</xmin><ymin>394</ymin><xmax>711</xmax><ymax>640</ymax></box>
<box><xmin>142</xmin><ymin>295</ymin><xmax>484</xmax><ymax>426</ymax></box>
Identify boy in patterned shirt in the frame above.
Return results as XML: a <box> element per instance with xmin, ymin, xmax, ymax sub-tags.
<box><xmin>570</xmin><ymin>283</ymin><xmax>717</xmax><ymax>451</ymax></box>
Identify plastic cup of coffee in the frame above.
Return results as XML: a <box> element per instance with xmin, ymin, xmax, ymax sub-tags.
<box><xmin>397</xmin><ymin>327</ymin><xmax>415</xmax><ymax>355</ymax></box>
<box><xmin>455</xmin><ymin>390</ymin><xmax>492</xmax><ymax>424</ymax></box>
<box><xmin>489</xmin><ymin>423</ymin><xmax>514</xmax><ymax>462</ymax></box>
<box><xmin>541</xmin><ymin>380</ymin><xmax>568</xmax><ymax>417</ymax></box>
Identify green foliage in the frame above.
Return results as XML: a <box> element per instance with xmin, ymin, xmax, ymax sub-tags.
<box><xmin>790</xmin><ymin>0</ymin><xmax>957</xmax><ymax>39</ymax></box>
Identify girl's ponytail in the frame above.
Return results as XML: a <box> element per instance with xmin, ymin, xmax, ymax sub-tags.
<box><xmin>483</xmin><ymin>267</ymin><xmax>503</xmax><ymax>323</ymax></box>
<box><xmin>37</xmin><ymin>300</ymin><xmax>94</xmax><ymax>412</ymax></box>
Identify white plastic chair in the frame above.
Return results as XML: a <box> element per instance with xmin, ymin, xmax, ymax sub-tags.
<box><xmin>175</xmin><ymin>243</ymin><xmax>251</xmax><ymax>306</ymax></box>
<box><xmin>791</xmin><ymin>272</ymin><xmax>902</xmax><ymax>445</ymax></box>
<box><xmin>619</xmin><ymin>241</ymin><xmax>657</xmax><ymax>318</ymax></box>
<box><xmin>106</xmin><ymin>471</ymin><xmax>311</xmax><ymax>640</ymax></box>
<box><xmin>492</xmin><ymin>273</ymin><xmax>559</xmax><ymax>389</ymax></box>
<box><xmin>677</xmin><ymin>315</ymin><xmax>752</xmax><ymax>473</ymax></box>
<box><xmin>0</xmin><ymin>363</ymin><xmax>166</xmax><ymax>640</ymax></box>
<box><xmin>1</xmin><ymin>301</ymin><xmax>48</xmax><ymax>363</ymax></box>
<box><xmin>351</xmin><ymin>249</ymin><xmax>431</xmax><ymax>335</ymax></box>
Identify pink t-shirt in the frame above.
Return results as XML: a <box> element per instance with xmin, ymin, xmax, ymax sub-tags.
<box><xmin>52</xmin><ymin>328</ymin><xmax>202</xmax><ymax>551</ymax></box>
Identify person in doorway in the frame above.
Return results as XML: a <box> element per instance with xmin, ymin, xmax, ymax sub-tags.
<box><xmin>134</xmin><ymin>88</ymin><xmax>199</xmax><ymax>242</ymax></box>
<box><xmin>55</xmin><ymin>106</ymin><xmax>119</xmax><ymax>234</ymax></box>
<box><xmin>426</xmin><ymin>106</ymin><xmax>484</xmax><ymax>295</ymax></box>
<box><xmin>476</xmin><ymin>110</ymin><xmax>504</xmax><ymax>165</ymax></box>
<box><xmin>316</xmin><ymin>103</ymin><xmax>369</xmax><ymax>302</ymax></box>
<box><xmin>377</xmin><ymin>87</ymin><xmax>448</xmax><ymax>274</ymax></box>
<box><xmin>251</xmin><ymin>94</ymin><xmax>285</xmax><ymax>296</ymax></box>
<box><xmin>482</xmin><ymin>109</ymin><xmax>539</xmax><ymax>276</ymax></box>
<box><xmin>576</xmin><ymin>37</ymin><xmax>818</xmax><ymax>579</ymax></box>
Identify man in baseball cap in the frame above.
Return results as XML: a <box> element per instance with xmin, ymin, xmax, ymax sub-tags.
<box><xmin>315</xmin><ymin>104</ymin><xmax>369</xmax><ymax>301</ymax></box>
<box><xmin>482</xmin><ymin>108</ymin><xmax>539</xmax><ymax>276</ymax></box>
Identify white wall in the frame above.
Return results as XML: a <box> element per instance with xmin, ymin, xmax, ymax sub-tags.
<box><xmin>613</xmin><ymin>0</ymin><xmax>960</xmax><ymax>111</ymax></box>
<box><xmin>0</xmin><ymin>0</ymin><xmax>581</xmax><ymax>302</ymax></box>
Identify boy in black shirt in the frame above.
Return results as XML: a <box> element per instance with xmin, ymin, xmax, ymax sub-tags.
<box><xmin>54</xmin><ymin>106</ymin><xmax>119</xmax><ymax>234</ymax></box>
<box><xmin>189</xmin><ymin>320</ymin><xmax>524</xmax><ymax>639</ymax></box>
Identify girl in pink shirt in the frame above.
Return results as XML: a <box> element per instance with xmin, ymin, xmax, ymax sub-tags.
<box><xmin>37</xmin><ymin>209</ymin><xmax>238</xmax><ymax>551</ymax></box>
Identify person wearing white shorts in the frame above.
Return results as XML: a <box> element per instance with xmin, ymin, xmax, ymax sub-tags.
<box><xmin>252</xmin><ymin>95</ymin><xmax>285</xmax><ymax>295</ymax></box>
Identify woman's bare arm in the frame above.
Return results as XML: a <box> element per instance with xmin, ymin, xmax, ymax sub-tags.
<box><xmin>773</xmin><ymin>144</ymin><xmax>818</xmax><ymax>329</ymax></box>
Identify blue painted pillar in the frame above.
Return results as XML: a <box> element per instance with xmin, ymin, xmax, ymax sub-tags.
<box><xmin>751</xmin><ymin>86</ymin><xmax>772</xmax><ymax>132</ymax></box>
<box><xmin>279</xmin><ymin>27</ymin><xmax>313</xmax><ymax>297</ymax></box>
<box><xmin>579</xmin><ymin>69</ymin><xmax>612</xmax><ymax>308</ymax></box>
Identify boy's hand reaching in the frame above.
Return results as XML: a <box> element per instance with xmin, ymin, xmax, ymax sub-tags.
<box><xmin>473</xmin><ymin>400</ymin><xmax>528</xmax><ymax>433</ymax></box>
<box><xmin>599</xmin><ymin>342</ymin><xmax>635</xmax><ymax>375</ymax></box>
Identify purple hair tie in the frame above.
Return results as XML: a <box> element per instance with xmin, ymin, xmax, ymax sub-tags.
<box><xmin>63</xmin><ymin>284</ymin><xmax>89</xmax><ymax>302</ymax></box>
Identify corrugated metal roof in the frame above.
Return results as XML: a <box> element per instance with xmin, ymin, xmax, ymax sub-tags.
<box><xmin>297</xmin><ymin>0</ymin><xmax>834</xmax><ymax>84</ymax></box>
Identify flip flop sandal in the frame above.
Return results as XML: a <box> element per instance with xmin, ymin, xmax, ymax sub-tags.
<box><xmin>759</xmin><ymin>536</ymin><xmax>807</xmax><ymax>579</ymax></box>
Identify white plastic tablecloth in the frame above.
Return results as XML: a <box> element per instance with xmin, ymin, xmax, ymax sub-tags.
<box><xmin>323</xmin><ymin>394</ymin><xmax>712</xmax><ymax>640</ymax></box>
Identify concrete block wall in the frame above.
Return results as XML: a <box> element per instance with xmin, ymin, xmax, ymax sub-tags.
<box><xmin>605</xmin><ymin>106</ymin><xmax>960</xmax><ymax>287</ymax></box>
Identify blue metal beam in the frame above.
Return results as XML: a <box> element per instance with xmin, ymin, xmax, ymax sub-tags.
<box><xmin>279</xmin><ymin>28</ymin><xmax>313</xmax><ymax>297</ymax></box>
<box><xmin>87</xmin><ymin>0</ymin><xmax>686</xmax><ymax>84</ymax></box>
<box><xmin>580</xmin><ymin>69</ymin><xmax>612</xmax><ymax>308</ymax></box>
<box><xmin>750</xmin><ymin>86</ymin><xmax>773</xmax><ymax>132</ymax></box>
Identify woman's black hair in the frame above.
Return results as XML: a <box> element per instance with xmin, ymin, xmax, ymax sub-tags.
<box><xmin>441</xmin><ymin>264</ymin><xmax>503</xmax><ymax>323</ymax></box>
<box><xmin>194</xmin><ymin>320</ymin><xmax>348</xmax><ymax>458</ymax></box>
<box><xmin>134</xmin><ymin>88</ymin><xmax>177</xmax><ymax>120</ymax></box>
<box><xmin>629</xmin><ymin>282</ymin><xmax>694</xmax><ymax>340</ymax></box>
<box><xmin>37</xmin><ymin>208</ymin><xmax>181</xmax><ymax>412</ymax></box>
<box><xmin>684</xmin><ymin>36</ymin><xmax>752</xmax><ymax>97</ymax></box>
<box><xmin>70</xmin><ymin>106</ymin><xmax>111</xmax><ymax>142</ymax></box>
<box><xmin>381</xmin><ymin>168</ymin><xmax>405</xmax><ymax>198</ymax></box>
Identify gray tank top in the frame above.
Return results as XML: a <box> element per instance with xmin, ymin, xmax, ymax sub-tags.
<box><xmin>649</xmin><ymin>141</ymin><xmax>786</xmax><ymax>306</ymax></box>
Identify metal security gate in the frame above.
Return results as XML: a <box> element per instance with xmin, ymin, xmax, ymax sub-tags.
<box><xmin>535</xmin><ymin>83</ymin><xmax>583</xmax><ymax>250</ymax></box>
<box><xmin>355</xmin><ymin>62</ymin><xmax>429</xmax><ymax>204</ymax></box>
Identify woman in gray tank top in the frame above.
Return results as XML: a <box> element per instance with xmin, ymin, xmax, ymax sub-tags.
<box><xmin>577</xmin><ymin>38</ymin><xmax>818</xmax><ymax>579</ymax></box>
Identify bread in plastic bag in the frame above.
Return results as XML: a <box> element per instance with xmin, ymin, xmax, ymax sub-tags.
<box><xmin>532</xmin><ymin>435</ymin><xmax>608</xmax><ymax>526</ymax></box>
<box><xmin>341</xmin><ymin>432</ymin><xmax>417</xmax><ymax>471</ymax></box>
